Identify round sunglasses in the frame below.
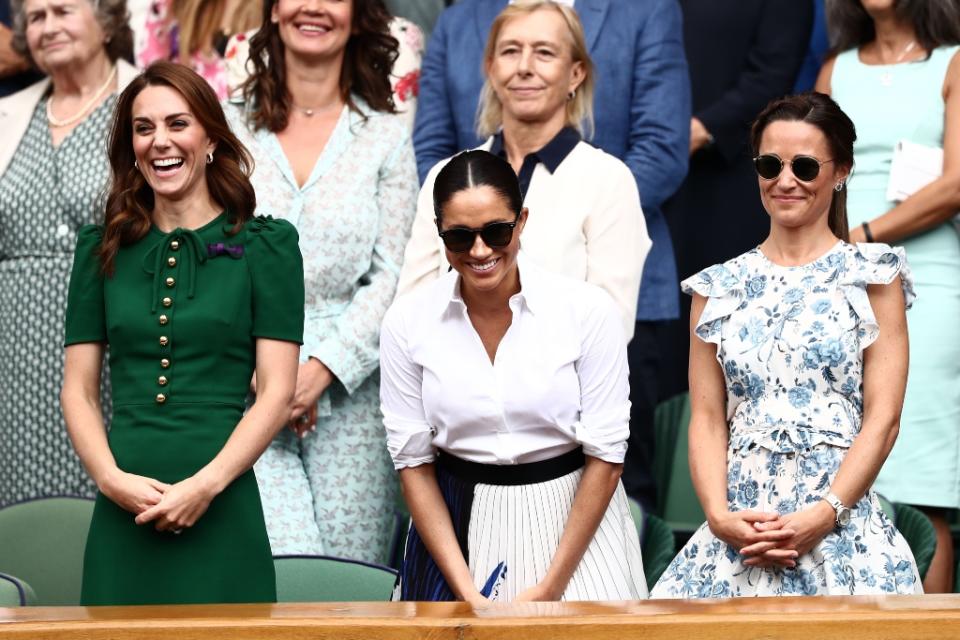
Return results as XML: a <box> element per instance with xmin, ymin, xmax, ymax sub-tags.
<box><xmin>437</xmin><ymin>219</ymin><xmax>518</xmax><ymax>253</ymax></box>
<box><xmin>754</xmin><ymin>154</ymin><xmax>833</xmax><ymax>182</ymax></box>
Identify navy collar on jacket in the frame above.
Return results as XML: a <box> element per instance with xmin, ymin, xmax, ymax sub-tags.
<box><xmin>489</xmin><ymin>126</ymin><xmax>581</xmax><ymax>198</ymax></box>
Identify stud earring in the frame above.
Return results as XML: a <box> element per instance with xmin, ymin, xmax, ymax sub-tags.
<box><xmin>134</xmin><ymin>159</ymin><xmax>139</xmax><ymax>170</ymax></box>
<box><xmin>206</xmin><ymin>152</ymin><xmax>214</xmax><ymax>164</ymax></box>
<box><xmin>567</xmin><ymin>89</ymin><xmax>576</xmax><ymax>101</ymax></box>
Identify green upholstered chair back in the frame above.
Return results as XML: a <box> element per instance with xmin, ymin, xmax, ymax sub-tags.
<box><xmin>641</xmin><ymin>513</ymin><xmax>677</xmax><ymax>591</ymax></box>
<box><xmin>0</xmin><ymin>573</ymin><xmax>36</xmax><ymax>607</ymax></box>
<box><xmin>0</xmin><ymin>497</ymin><xmax>94</xmax><ymax>606</ymax></box>
<box><xmin>274</xmin><ymin>555</ymin><xmax>398</xmax><ymax>602</ymax></box>
<box><xmin>654</xmin><ymin>393</ymin><xmax>705</xmax><ymax>533</ymax></box>
<box><xmin>891</xmin><ymin>502</ymin><xmax>937</xmax><ymax>580</ymax></box>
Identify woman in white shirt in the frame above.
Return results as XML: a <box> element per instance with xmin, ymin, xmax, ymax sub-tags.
<box><xmin>380</xmin><ymin>150</ymin><xmax>647</xmax><ymax>604</ymax></box>
<box><xmin>396</xmin><ymin>0</ymin><xmax>649</xmax><ymax>340</ymax></box>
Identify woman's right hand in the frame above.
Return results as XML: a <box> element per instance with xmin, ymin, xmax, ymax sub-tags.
<box><xmin>708</xmin><ymin>509</ymin><xmax>798</xmax><ymax>568</ymax></box>
<box><xmin>98</xmin><ymin>468</ymin><xmax>170</xmax><ymax>515</ymax></box>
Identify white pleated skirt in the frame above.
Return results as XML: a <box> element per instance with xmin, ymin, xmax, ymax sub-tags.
<box><xmin>396</xmin><ymin>454</ymin><xmax>647</xmax><ymax>602</ymax></box>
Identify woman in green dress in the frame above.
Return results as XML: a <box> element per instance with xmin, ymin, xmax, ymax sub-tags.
<box><xmin>61</xmin><ymin>61</ymin><xmax>304</xmax><ymax>606</ymax></box>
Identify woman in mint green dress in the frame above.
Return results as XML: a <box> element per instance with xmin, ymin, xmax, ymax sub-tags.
<box><xmin>61</xmin><ymin>62</ymin><xmax>304</xmax><ymax>605</ymax></box>
<box><xmin>817</xmin><ymin>0</ymin><xmax>960</xmax><ymax>592</ymax></box>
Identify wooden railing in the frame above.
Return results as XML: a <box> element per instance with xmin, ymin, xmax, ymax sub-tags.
<box><xmin>2</xmin><ymin>595</ymin><xmax>959</xmax><ymax>639</ymax></box>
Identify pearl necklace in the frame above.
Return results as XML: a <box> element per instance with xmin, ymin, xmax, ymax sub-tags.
<box><xmin>46</xmin><ymin>65</ymin><xmax>118</xmax><ymax>128</ymax></box>
<box><xmin>879</xmin><ymin>40</ymin><xmax>916</xmax><ymax>87</ymax></box>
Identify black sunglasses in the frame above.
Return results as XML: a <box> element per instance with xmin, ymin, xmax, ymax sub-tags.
<box><xmin>437</xmin><ymin>219</ymin><xmax>518</xmax><ymax>253</ymax></box>
<box><xmin>754</xmin><ymin>154</ymin><xmax>833</xmax><ymax>182</ymax></box>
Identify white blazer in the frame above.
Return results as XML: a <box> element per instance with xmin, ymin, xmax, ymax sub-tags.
<box><xmin>0</xmin><ymin>59</ymin><xmax>139</xmax><ymax>178</ymax></box>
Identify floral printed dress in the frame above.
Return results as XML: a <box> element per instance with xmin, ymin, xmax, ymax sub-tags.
<box><xmin>651</xmin><ymin>241</ymin><xmax>923</xmax><ymax>598</ymax></box>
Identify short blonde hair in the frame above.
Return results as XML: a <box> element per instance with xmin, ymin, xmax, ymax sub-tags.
<box><xmin>476</xmin><ymin>0</ymin><xmax>595</xmax><ymax>139</ymax></box>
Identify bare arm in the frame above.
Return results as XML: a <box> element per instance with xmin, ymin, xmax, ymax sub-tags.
<box><xmin>135</xmin><ymin>338</ymin><xmax>299</xmax><ymax>531</ymax></box>
<box><xmin>687</xmin><ymin>294</ymin><xmax>796</xmax><ymax>563</ymax></box>
<box><xmin>849</xmin><ymin>51</ymin><xmax>960</xmax><ymax>243</ymax></box>
<box><xmin>399</xmin><ymin>464</ymin><xmax>488</xmax><ymax>607</ymax></box>
<box><xmin>827</xmin><ymin>277</ymin><xmax>908</xmax><ymax>505</ymax></box>
<box><xmin>516</xmin><ymin>456</ymin><xmax>623</xmax><ymax>601</ymax></box>
<box><xmin>814</xmin><ymin>55</ymin><xmax>836</xmax><ymax>95</ymax></box>
<box><xmin>61</xmin><ymin>343</ymin><xmax>169</xmax><ymax>514</ymax></box>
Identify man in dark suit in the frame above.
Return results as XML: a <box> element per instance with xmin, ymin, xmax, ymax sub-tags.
<box><xmin>412</xmin><ymin>0</ymin><xmax>691</xmax><ymax>513</ymax></box>
<box><xmin>660</xmin><ymin>0</ymin><xmax>814</xmax><ymax>399</ymax></box>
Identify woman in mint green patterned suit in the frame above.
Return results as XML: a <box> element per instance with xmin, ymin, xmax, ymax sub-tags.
<box><xmin>225</xmin><ymin>0</ymin><xmax>418</xmax><ymax>563</ymax></box>
<box><xmin>817</xmin><ymin>0</ymin><xmax>960</xmax><ymax>592</ymax></box>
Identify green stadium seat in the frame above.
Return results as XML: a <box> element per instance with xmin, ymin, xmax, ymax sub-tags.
<box><xmin>0</xmin><ymin>497</ymin><xmax>94</xmax><ymax>605</ymax></box>
<box><xmin>654</xmin><ymin>393</ymin><xmax>705</xmax><ymax>534</ymax></box>
<box><xmin>640</xmin><ymin>513</ymin><xmax>676</xmax><ymax>591</ymax></box>
<box><xmin>892</xmin><ymin>503</ymin><xmax>937</xmax><ymax>580</ymax></box>
<box><xmin>273</xmin><ymin>555</ymin><xmax>397</xmax><ymax>602</ymax></box>
<box><xmin>0</xmin><ymin>572</ymin><xmax>36</xmax><ymax>607</ymax></box>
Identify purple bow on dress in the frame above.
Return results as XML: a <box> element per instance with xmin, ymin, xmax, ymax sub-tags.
<box><xmin>207</xmin><ymin>243</ymin><xmax>244</xmax><ymax>259</ymax></box>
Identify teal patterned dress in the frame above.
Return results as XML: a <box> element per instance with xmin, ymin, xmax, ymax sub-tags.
<box><xmin>651</xmin><ymin>242</ymin><xmax>922</xmax><ymax>597</ymax></box>
<box><xmin>0</xmin><ymin>97</ymin><xmax>114</xmax><ymax>506</ymax></box>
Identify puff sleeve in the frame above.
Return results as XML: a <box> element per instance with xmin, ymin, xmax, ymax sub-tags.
<box><xmin>839</xmin><ymin>242</ymin><xmax>915</xmax><ymax>350</ymax></box>
<box><xmin>246</xmin><ymin>216</ymin><xmax>305</xmax><ymax>344</ymax></box>
<box><xmin>680</xmin><ymin>261</ymin><xmax>745</xmax><ymax>346</ymax></box>
<box><xmin>64</xmin><ymin>225</ymin><xmax>107</xmax><ymax>346</ymax></box>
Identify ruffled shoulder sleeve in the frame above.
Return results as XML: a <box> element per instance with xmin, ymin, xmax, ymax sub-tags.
<box><xmin>680</xmin><ymin>259</ymin><xmax>746</xmax><ymax>345</ymax></box>
<box><xmin>245</xmin><ymin>216</ymin><xmax>305</xmax><ymax>344</ymax></box>
<box><xmin>839</xmin><ymin>242</ymin><xmax>915</xmax><ymax>350</ymax></box>
<box><xmin>64</xmin><ymin>225</ymin><xmax>107</xmax><ymax>346</ymax></box>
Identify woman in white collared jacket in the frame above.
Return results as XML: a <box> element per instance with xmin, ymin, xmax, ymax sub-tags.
<box><xmin>0</xmin><ymin>0</ymin><xmax>138</xmax><ymax>506</ymax></box>
<box><xmin>396</xmin><ymin>0</ymin><xmax>650</xmax><ymax>341</ymax></box>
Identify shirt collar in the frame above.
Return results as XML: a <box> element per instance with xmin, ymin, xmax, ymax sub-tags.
<box><xmin>436</xmin><ymin>252</ymin><xmax>543</xmax><ymax>318</ymax></box>
<box><xmin>489</xmin><ymin>127</ymin><xmax>581</xmax><ymax>174</ymax></box>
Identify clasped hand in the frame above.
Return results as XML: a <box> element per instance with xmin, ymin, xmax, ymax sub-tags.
<box><xmin>709</xmin><ymin>502</ymin><xmax>836</xmax><ymax>569</ymax></box>
<box><xmin>286</xmin><ymin>358</ymin><xmax>334</xmax><ymax>437</ymax></box>
<box><xmin>100</xmin><ymin>468</ymin><xmax>218</xmax><ymax>533</ymax></box>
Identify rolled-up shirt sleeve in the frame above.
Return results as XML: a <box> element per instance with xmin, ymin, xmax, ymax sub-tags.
<box><xmin>573</xmin><ymin>289</ymin><xmax>632</xmax><ymax>463</ymax></box>
<box><xmin>379</xmin><ymin>304</ymin><xmax>437</xmax><ymax>469</ymax></box>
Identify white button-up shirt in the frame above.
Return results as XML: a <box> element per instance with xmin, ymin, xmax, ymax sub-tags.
<box><xmin>380</xmin><ymin>256</ymin><xmax>631</xmax><ymax>469</ymax></box>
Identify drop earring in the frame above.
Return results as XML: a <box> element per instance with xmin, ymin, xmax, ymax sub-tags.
<box><xmin>834</xmin><ymin>181</ymin><xmax>844</xmax><ymax>192</ymax></box>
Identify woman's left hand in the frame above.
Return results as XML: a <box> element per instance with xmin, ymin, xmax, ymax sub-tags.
<box><xmin>514</xmin><ymin>582</ymin><xmax>562</xmax><ymax>602</ymax></box>
<box><xmin>133</xmin><ymin>474</ymin><xmax>219</xmax><ymax>533</ymax></box>
<box><xmin>749</xmin><ymin>501</ymin><xmax>836</xmax><ymax>565</ymax></box>
<box><xmin>287</xmin><ymin>358</ymin><xmax>334</xmax><ymax>432</ymax></box>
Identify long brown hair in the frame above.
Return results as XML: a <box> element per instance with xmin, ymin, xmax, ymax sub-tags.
<box><xmin>750</xmin><ymin>92</ymin><xmax>856</xmax><ymax>242</ymax></box>
<box><xmin>240</xmin><ymin>0</ymin><xmax>399</xmax><ymax>132</ymax></box>
<box><xmin>100</xmin><ymin>61</ymin><xmax>256</xmax><ymax>274</ymax></box>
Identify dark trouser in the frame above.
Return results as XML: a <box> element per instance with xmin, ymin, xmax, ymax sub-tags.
<box><xmin>622</xmin><ymin>320</ymin><xmax>663</xmax><ymax>513</ymax></box>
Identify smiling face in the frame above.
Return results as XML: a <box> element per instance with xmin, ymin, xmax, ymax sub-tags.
<box><xmin>132</xmin><ymin>84</ymin><xmax>216</xmax><ymax>208</ymax></box>
<box><xmin>486</xmin><ymin>8</ymin><xmax>584</xmax><ymax>129</ymax></box>
<box><xmin>23</xmin><ymin>0</ymin><xmax>106</xmax><ymax>74</ymax></box>
<box><xmin>757</xmin><ymin>120</ymin><xmax>849</xmax><ymax>234</ymax></box>
<box><xmin>272</xmin><ymin>0</ymin><xmax>352</xmax><ymax>62</ymax></box>
<box><xmin>439</xmin><ymin>185</ymin><xmax>527</xmax><ymax>299</ymax></box>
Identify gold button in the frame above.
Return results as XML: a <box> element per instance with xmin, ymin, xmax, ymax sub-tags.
<box><xmin>156</xmin><ymin>393</ymin><xmax>166</xmax><ymax>404</ymax></box>
<box><xmin>170</xmin><ymin>240</ymin><xmax>180</xmax><ymax>250</ymax></box>
<box><xmin>165</xmin><ymin>277</ymin><xmax>175</xmax><ymax>288</ymax></box>
<box><xmin>160</xmin><ymin>358</ymin><xmax>170</xmax><ymax>368</ymax></box>
<box><xmin>159</xmin><ymin>314</ymin><xmax>168</xmax><ymax>325</ymax></box>
<box><xmin>162</xmin><ymin>297</ymin><xmax>172</xmax><ymax>307</ymax></box>
<box><xmin>158</xmin><ymin>376</ymin><xmax>168</xmax><ymax>386</ymax></box>
<box><xmin>159</xmin><ymin>335</ymin><xmax>168</xmax><ymax>346</ymax></box>
<box><xmin>167</xmin><ymin>257</ymin><xmax>177</xmax><ymax>267</ymax></box>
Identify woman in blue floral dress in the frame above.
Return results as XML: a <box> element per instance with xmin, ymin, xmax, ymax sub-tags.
<box><xmin>652</xmin><ymin>93</ymin><xmax>922</xmax><ymax>598</ymax></box>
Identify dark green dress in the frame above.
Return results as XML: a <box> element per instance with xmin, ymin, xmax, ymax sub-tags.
<box><xmin>64</xmin><ymin>214</ymin><xmax>304</xmax><ymax>606</ymax></box>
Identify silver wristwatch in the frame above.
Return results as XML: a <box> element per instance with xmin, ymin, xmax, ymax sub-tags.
<box><xmin>824</xmin><ymin>492</ymin><xmax>851</xmax><ymax>528</ymax></box>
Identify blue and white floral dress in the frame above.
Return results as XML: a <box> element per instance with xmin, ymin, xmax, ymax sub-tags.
<box><xmin>651</xmin><ymin>241</ymin><xmax>923</xmax><ymax>598</ymax></box>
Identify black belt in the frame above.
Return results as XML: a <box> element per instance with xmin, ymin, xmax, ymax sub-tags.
<box><xmin>436</xmin><ymin>447</ymin><xmax>585</xmax><ymax>486</ymax></box>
